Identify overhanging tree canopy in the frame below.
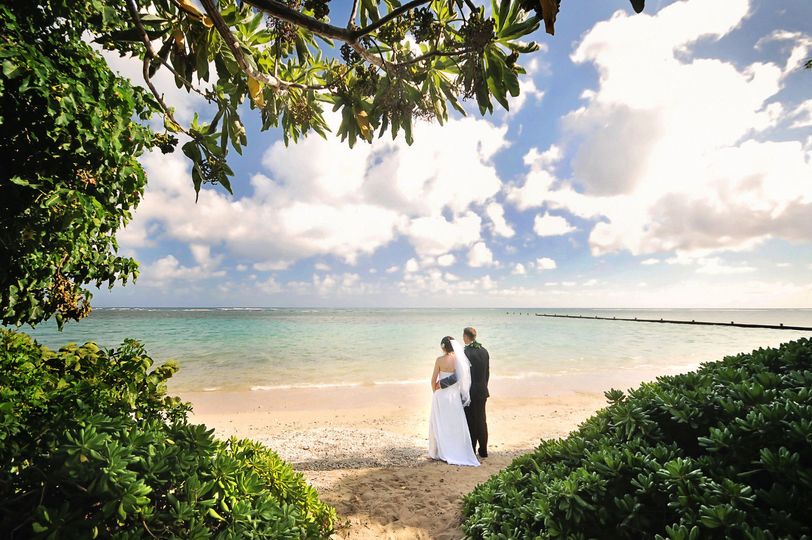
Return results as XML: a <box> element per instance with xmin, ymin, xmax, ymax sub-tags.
<box><xmin>104</xmin><ymin>0</ymin><xmax>646</xmax><ymax>195</ymax></box>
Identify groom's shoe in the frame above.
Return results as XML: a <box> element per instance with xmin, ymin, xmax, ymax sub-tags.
<box><xmin>478</xmin><ymin>449</ymin><xmax>488</xmax><ymax>458</ymax></box>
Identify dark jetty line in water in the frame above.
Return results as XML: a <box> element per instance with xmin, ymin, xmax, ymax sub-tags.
<box><xmin>534</xmin><ymin>313</ymin><xmax>812</xmax><ymax>331</ymax></box>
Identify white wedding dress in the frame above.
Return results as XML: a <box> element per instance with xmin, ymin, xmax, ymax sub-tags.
<box><xmin>428</xmin><ymin>341</ymin><xmax>480</xmax><ymax>467</ymax></box>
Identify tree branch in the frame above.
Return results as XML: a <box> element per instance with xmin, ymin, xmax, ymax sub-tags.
<box><xmin>244</xmin><ymin>0</ymin><xmax>354</xmax><ymax>40</ymax></box>
<box><xmin>348</xmin><ymin>0</ymin><xmax>360</xmax><ymax>29</ymax></box>
<box><xmin>125</xmin><ymin>0</ymin><xmax>190</xmax><ymax>134</ymax></box>
<box><xmin>199</xmin><ymin>0</ymin><xmax>283</xmax><ymax>89</ymax></box>
<box><xmin>199</xmin><ymin>0</ymin><xmax>328</xmax><ymax>91</ymax></box>
<box><xmin>125</xmin><ymin>2</ymin><xmax>211</xmax><ymax>101</ymax></box>
<box><xmin>395</xmin><ymin>47</ymin><xmax>476</xmax><ymax>68</ymax></box>
<box><xmin>351</xmin><ymin>0</ymin><xmax>432</xmax><ymax>39</ymax></box>
<box><xmin>246</xmin><ymin>0</ymin><xmax>434</xmax><ymax>44</ymax></box>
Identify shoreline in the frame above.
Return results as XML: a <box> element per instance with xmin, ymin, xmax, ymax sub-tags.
<box><xmin>180</xmin><ymin>373</ymin><xmax>665</xmax><ymax>538</ymax></box>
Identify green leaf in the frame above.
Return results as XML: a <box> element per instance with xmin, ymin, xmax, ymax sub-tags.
<box><xmin>3</xmin><ymin>59</ymin><xmax>20</xmax><ymax>78</ymax></box>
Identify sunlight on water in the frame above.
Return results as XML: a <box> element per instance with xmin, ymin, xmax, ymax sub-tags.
<box><xmin>19</xmin><ymin>308</ymin><xmax>812</xmax><ymax>392</ymax></box>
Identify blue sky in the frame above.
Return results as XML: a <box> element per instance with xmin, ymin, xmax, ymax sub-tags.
<box><xmin>98</xmin><ymin>0</ymin><xmax>812</xmax><ymax>308</ymax></box>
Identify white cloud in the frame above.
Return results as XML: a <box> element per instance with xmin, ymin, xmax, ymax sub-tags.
<box><xmin>468</xmin><ymin>242</ymin><xmax>495</xmax><ymax>267</ymax></box>
<box><xmin>406</xmin><ymin>212</ymin><xmax>483</xmax><ymax>257</ymax></box>
<box><xmin>506</xmin><ymin>146</ymin><xmax>561</xmax><ymax>211</ymax></box>
<box><xmin>789</xmin><ymin>99</ymin><xmax>812</xmax><ymax>129</ymax></box>
<box><xmin>257</xmin><ymin>276</ymin><xmax>282</xmax><ymax>294</ymax></box>
<box><xmin>506</xmin><ymin>0</ymin><xmax>812</xmax><ymax>259</ymax></box>
<box><xmin>694</xmin><ymin>257</ymin><xmax>757</xmax><ymax>275</ymax></box>
<box><xmin>254</xmin><ymin>260</ymin><xmax>293</xmax><ymax>271</ymax></box>
<box><xmin>535</xmin><ymin>257</ymin><xmax>557</xmax><ymax>270</ymax></box>
<box><xmin>512</xmin><ymin>263</ymin><xmax>527</xmax><ymax>275</ymax></box>
<box><xmin>508</xmin><ymin>78</ymin><xmax>545</xmax><ymax>115</ymax></box>
<box><xmin>641</xmin><ymin>258</ymin><xmax>661</xmax><ymax>265</ymax></box>
<box><xmin>485</xmin><ymin>203</ymin><xmax>515</xmax><ymax>238</ymax></box>
<box><xmin>385</xmin><ymin>265</ymin><xmax>400</xmax><ymax>273</ymax></box>
<box><xmin>583</xmin><ymin>279</ymin><xmax>599</xmax><ymax>287</ymax></box>
<box><xmin>121</xmin><ymin>113</ymin><xmax>510</xmax><ymax>282</ymax></box>
<box><xmin>524</xmin><ymin>145</ymin><xmax>563</xmax><ymax>170</ymax></box>
<box><xmin>533</xmin><ymin>212</ymin><xmax>577</xmax><ymax>237</ymax></box>
<box><xmin>437</xmin><ymin>254</ymin><xmax>456</xmax><ymax>267</ymax></box>
<box><xmin>138</xmin><ymin>255</ymin><xmax>224</xmax><ymax>288</ymax></box>
<box><xmin>404</xmin><ymin>258</ymin><xmax>420</xmax><ymax>273</ymax></box>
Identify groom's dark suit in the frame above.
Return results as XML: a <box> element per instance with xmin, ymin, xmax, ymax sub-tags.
<box><xmin>464</xmin><ymin>341</ymin><xmax>489</xmax><ymax>457</ymax></box>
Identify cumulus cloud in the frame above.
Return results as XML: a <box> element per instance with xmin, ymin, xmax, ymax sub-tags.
<box><xmin>437</xmin><ymin>254</ymin><xmax>456</xmax><ymax>267</ymax></box>
<box><xmin>485</xmin><ymin>203</ymin><xmax>515</xmax><ymax>238</ymax></box>
<box><xmin>406</xmin><ymin>212</ymin><xmax>483</xmax><ymax>257</ymax></box>
<box><xmin>120</xmin><ymin>114</ymin><xmax>510</xmax><ymax>277</ymax></box>
<box><xmin>468</xmin><ymin>242</ymin><xmax>495</xmax><ymax>267</ymax></box>
<box><xmin>533</xmin><ymin>212</ymin><xmax>577</xmax><ymax>237</ymax></box>
<box><xmin>404</xmin><ymin>258</ymin><xmax>420</xmax><ymax>273</ymax></box>
<box><xmin>789</xmin><ymin>99</ymin><xmax>812</xmax><ymax>129</ymax></box>
<box><xmin>512</xmin><ymin>263</ymin><xmax>527</xmax><ymax>275</ymax></box>
<box><xmin>505</xmin><ymin>0</ymin><xmax>812</xmax><ymax>258</ymax></box>
<box><xmin>138</xmin><ymin>255</ymin><xmax>224</xmax><ymax>288</ymax></box>
<box><xmin>535</xmin><ymin>257</ymin><xmax>557</xmax><ymax>270</ymax></box>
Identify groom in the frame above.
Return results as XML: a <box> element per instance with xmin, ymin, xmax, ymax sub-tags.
<box><xmin>462</xmin><ymin>327</ymin><xmax>489</xmax><ymax>457</ymax></box>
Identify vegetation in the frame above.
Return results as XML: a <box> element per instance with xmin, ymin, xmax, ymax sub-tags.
<box><xmin>462</xmin><ymin>338</ymin><xmax>812</xmax><ymax>539</ymax></box>
<box><xmin>0</xmin><ymin>329</ymin><xmax>335</xmax><ymax>538</ymax></box>
<box><xmin>0</xmin><ymin>3</ymin><xmax>160</xmax><ymax>328</ymax></box>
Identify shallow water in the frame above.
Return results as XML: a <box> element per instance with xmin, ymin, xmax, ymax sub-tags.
<box><xmin>18</xmin><ymin>308</ymin><xmax>812</xmax><ymax>392</ymax></box>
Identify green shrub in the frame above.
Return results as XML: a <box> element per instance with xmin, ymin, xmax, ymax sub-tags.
<box><xmin>462</xmin><ymin>338</ymin><xmax>812</xmax><ymax>539</ymax></box>
<box><xmin>0</xmin><ymin>329</ymin><xmax>335</xmax><ymax>538</ymax></box>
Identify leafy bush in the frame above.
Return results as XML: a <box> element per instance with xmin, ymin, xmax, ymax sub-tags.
<box><xmin>0</xmin><ymin>329</ymin><xmax>335</xmax><ymax>538</ymax></box>
<box><xmin>1</xmin><ymin>3</ymin><xmax>160</xmax><ymax>328</ymax></box>
<box><xmin>462</xmin><ymin>338</ymin><xmax>812</xmax><ymax>539</ymax></box>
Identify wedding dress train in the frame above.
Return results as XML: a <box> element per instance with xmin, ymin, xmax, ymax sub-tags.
<box><xmin>428</xmin><ymin>369</ymin><xmax>480</xmax><ymax>466</ymax></box>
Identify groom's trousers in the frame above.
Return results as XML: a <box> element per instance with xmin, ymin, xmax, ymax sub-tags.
<box><xmin>465</xmin><ymin>397</ymin><xmax>488</xmax><ymax>455</ymax></box>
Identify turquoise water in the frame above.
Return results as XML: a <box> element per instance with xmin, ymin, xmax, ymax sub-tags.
<box><xmin>18</xmin><ymin>308</ymin><xmax>812</xmax><ymax>392</ymax></box>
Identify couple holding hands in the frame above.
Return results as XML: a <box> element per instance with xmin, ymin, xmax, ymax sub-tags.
<box><xmin>428</xmin><ymin>327</ymin><xmax>490</xmax><ymax>467</ymax></box>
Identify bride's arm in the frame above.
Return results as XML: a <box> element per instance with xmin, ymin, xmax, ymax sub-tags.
<box><xmin>431</xmin><ymin>359</ymin><xmax>440</xmax><ymax>392</ymax></box>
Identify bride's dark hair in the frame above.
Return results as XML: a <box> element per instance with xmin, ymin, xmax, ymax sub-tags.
<box><xmin>440</xmin><ymin>336</ymin><xmax>454</xmax><ymax>353</ymax></box>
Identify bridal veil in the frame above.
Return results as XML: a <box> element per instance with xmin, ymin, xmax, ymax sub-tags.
<box><xmin>450</xmin><ymin>339</ymin><xmax>472</xmax><ymax>406</ymax></box>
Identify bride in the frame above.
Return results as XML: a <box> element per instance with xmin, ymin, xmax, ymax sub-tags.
<box><xmin>428</xmin><ymin>336</ymin><xmax>480</xmax><ymax>466</ymax></box>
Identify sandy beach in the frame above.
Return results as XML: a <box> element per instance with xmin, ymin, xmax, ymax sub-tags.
<box><xmin>181</xmin><ymin>371</ymin><xmax>664</xmax><ymax>539</ymax></box>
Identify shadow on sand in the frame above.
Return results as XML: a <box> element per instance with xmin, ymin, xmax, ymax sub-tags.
<box><xmin>309</xmin><ymin>448</ymin><xmax>529</xmax><ymax>540</ymax></box>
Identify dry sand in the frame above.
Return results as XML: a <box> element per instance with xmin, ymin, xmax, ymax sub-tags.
<box><xmin>181</xmin><ymin>375</ymin><xmax>652</xmax><ymax>539</ymax></box>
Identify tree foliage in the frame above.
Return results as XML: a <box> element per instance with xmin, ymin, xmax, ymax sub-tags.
<box><xmin>0</xmin><ymin>329</ymin><xmax>336</xmax><ymax>538</ymax></box>
<box><xmin>94</xmin><ymin>0</ymin><xmax>645</xmax><ymax>195</ymax></box>
<box><xmin>0</xmin><ymin>3</ymin><xmax>163</xmax><ymax>329</ymax></box>
<box><xmin>462</xmin><ymin>338</ymin><xmax>812</xmax><ymax>539</ymax></box>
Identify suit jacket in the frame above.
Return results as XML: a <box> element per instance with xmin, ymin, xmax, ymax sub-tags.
<box><xmin>465</xmin><ymin>342</ymin><xmax>490</xmax><ymax>400</ymax></box>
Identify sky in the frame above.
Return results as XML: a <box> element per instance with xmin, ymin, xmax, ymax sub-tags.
<box><xmin>97</xmin><ymin>0</ymin><xmax>812</xmax><ymax>308</ymax></box>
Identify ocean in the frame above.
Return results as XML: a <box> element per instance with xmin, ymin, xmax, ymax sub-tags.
<box><xmin>16</xmin><ymin>308</ymin><xmax>812</xmax><ymax>393</ymax></box>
